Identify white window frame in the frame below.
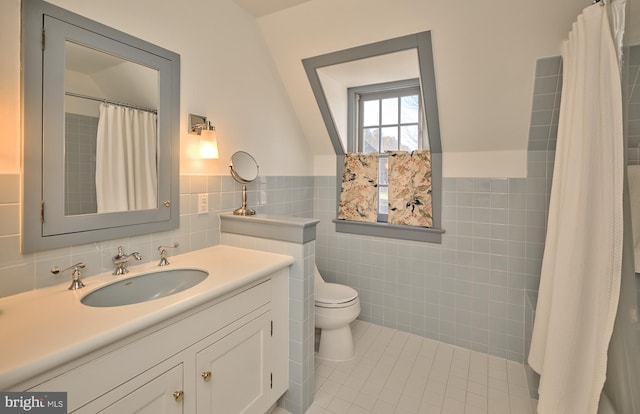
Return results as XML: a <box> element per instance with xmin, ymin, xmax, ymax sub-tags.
<box><xmin>349</xmin><ymin>79</ymin><xmax>425</xmax><ymax>223</ymax></box>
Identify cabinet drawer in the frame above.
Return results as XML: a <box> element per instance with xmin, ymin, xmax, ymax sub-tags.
<box><xmin>75</xmin><ymin>362</ymin><xmax>183</xmax><ymax>414</ymax></box>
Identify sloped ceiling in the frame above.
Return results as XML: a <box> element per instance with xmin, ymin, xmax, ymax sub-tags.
<box><xmin>232</xmin><ymin>0</ymin><xmax>311</xmax><ymax>17</ymax></box>
<box><xmin>251</xmin><ymin>0</ymin><xmax>619</xmax><ymax>176</ymax></box>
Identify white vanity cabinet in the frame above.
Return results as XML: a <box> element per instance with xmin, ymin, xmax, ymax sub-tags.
<box><xmin>20</xmin><ymin>267</ymin><xmax>289</xmax><ymax>414</ymax></box>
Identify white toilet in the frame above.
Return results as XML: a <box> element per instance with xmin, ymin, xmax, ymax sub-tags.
<box><xmin>314</xmin><ymin>265</ymin><xmax>360</xmax><ymax>361</ymax></box>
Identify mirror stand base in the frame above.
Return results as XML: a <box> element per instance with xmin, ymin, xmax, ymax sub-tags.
<box><xmin>234</xmin><ymin>183</ymin><xmax>255</xmax><ymax>216</ymax></box>
<box><xmin>233</xmin><ymin>206</ymin><xmax>256</xmax><ymax>216</ymax></box>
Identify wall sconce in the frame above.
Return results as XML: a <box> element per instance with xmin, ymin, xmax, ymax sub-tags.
<box><xmin>189</xmin><ymin>114</ymin><xmax>219</xmax><ymax>159</ymax></box>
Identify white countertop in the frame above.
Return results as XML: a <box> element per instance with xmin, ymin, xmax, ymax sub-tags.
<box><xmin>0</xmin><ymin>245</ymin><xmax>293</xmax><ymax>390</ymax></box>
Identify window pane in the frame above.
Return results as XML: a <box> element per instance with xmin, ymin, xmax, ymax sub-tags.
<box><xmin>400</xmin><ymin>95</ymin><xmax>419</xmax><ymax>123</ymax></box>
<box><xmin>381</xmin><ymin>127</ymin><xmax>398</xmax><ymax>152</ymax></box>
<box><xmin>400</xmin><ymin>125</ymin><xmax>419</xmax><ymax>151</ymax></box>
<box><xmin>379</xmin><ymin>186</ymin><xmax>388</xmax><ymax>215</ymax></box>
<box><xmin>362</xmin><ymin>100</ymin><xmax>379</xmax><ymax>127</ymax></box>
<box><xmin>379</xmin><ymin>157</ymin><xmax>388</xmax><ymax>185</ymax></box>
<box><xmin>381</xmin><ymin>98</ymin><xmax>398</xmax><ymax>125</ymax></box>
<box><xmin>363</xmin><ymin>128</ymin><xmax>379</xmax><ymax>152</ymax></box>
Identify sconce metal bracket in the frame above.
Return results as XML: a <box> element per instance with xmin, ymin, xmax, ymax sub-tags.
<box><xmin>189</xmin><ymin>113</ymin><xmax>208</xmax><ymax>135</ymax></box>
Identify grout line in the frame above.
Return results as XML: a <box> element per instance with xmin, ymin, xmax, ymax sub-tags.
<box><xmin>309</xmin><ymin>320</ymin><xmax>535</xmax><ymax>414</ymax></box>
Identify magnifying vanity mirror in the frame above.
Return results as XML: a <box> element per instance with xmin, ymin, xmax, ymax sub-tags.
<box><xmin>229</xmin><ymin>151</ymin><xmax>259</xmax><ymax>216</ymax></box>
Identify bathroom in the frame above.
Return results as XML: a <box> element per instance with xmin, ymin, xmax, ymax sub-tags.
<box><xmin>1</xmin><ymin>0</ymin><xmax>639</xmax><ymax>413</ymax></box>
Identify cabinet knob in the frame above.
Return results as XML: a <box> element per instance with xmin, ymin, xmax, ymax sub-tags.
<box><xmin>201</xmin><ymin>371</ymin><xmax>211</xmax><ymax>381</ymax></box>
<box><xmin>163</xmin><ymin>200</ymin><xmax>171</xmax><ymax>207</ymax></box>
<box><xmin>173</xmin><ymin>390</ymin><xmax>184</xmax><ymax>402</ymax></box>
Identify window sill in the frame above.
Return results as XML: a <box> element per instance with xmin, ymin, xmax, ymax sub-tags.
<box><xmin>333</xmin><ymin>219</ymin><xmax>444</xmax><ymax>243</ymax></box>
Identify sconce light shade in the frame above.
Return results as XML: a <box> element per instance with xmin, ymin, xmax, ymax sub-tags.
<box><xmin>199</xmin><ymin>129</ymin><xmax>219</xmax><ymax>159</ymax></box>
<box><xmin>189</xmin><ymin>113</ymin><xmax>219</xmax><ymax>159</ymax></box>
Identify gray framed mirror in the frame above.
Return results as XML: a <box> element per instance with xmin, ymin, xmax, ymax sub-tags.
<box><xmin>229</xmin><ymin>151</ymin><xmax>259</xmax><ymax>216</ymax></box>
<box><xmin>22</xmin><ymin>0</ymin><xmax>180</xmax><ymax>253</ymax></box>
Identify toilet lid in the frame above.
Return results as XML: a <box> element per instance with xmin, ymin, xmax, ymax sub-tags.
<box><xmin>315</xmin><ymin>283</ymin><xmax>358</xmax><ymax>304</ymax></box>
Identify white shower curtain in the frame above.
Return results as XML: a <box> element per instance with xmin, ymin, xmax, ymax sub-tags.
<box><xmin>528</xmin><ymin>2</ymin><xmax>624</xmax><ymax>414</ymax></box>
<box><xmin>96</xmin><ymin>103</ymin><xmax>158</xmax><ymax>213</ymax></box>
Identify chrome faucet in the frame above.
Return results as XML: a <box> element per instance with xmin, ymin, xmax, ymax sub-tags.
<box><xmin>112</xmin><ymin>246</ymin><xmax>142</xmax><ymax>275</ymax></box>
<box><xmin>51</xmin><ymin>262</ymin><xmax>86</xmax><ymax>290</ymax></box>
<box><xmin>157</xmin><ymin>242</ymin><xmax>179</xmax><ymax>266</ymax></box>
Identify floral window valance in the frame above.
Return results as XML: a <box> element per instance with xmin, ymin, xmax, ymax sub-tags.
<box><xmin>388</xmin><ymin>150</ymin><xmax>432</xmax><ymax>227</ymax></box>
<box><xmin>337</xmin><ymin>153</ymin><xmax>379</xmax><ymax>222</ymax></box>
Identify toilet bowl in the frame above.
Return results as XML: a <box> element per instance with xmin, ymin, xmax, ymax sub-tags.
<box><xmin>314</xmin><ymin>266</ymin><xmax>360</xmax><ymax>361</ymax></box>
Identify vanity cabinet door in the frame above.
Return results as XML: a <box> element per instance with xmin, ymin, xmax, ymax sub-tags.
<box><xmin>95</xmin><ymin>364</ymin><xmax>184</xmax><ymax>414</ymax></box>
<box><xmin>196</xmin><ymin>311</ymin><xmax>272</xmax><ymax>414</ymax></box>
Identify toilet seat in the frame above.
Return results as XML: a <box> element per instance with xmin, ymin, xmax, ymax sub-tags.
<box><xmin>315</xmin><ymin>283</ymin><xmax>358</xmax><ymax>308</ymax></box>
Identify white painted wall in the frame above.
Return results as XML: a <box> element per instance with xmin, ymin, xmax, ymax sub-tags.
<box><xmin>3</xmin><ymin>0</ymin><xmax>636</xmax><ymax>177</ymax></box>
<box><xmin>0</xmin><ymin>0</ymin><xmax>21</xmax><ymax>174</ymax></box>
<box><xmin>1</xmin><ymin>0</ymin><xmax>312</xmax><ymax>176</ymax></box>
<box><xmin>256</xmin><ymin>0</ymin><xmax>590</xmax><ymax>177</ymax></box>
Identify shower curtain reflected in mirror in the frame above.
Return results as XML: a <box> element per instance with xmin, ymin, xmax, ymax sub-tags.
<box><xmin>95</xmin><ymin>103</ymin><xmax>158</xmax><ymax>213</ymax></box>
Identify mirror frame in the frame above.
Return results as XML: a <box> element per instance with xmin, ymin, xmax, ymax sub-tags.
<box><xmin>302</xmin><ymin>31</ymin><xmax>444</xmax><ymax>243</ymax></box>
<box><xmin>229</xmin><ymin>151</ymin><xmax>259</xmax><ymax>216</ymax></box>
<box><xmin>22</xmin><ymin>0</ymin><xmax>180</xmax><ymax>253</ymax></box>
<box><xmin>229</xmin><ymin>151</ymin><xmax>259</xmax><ymax>184</ymax></box>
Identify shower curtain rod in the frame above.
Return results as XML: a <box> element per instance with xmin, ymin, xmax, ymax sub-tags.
<box><xmin>65</xmin><ymin>92</ymin><xmax>158</xmax><ymax>114</ymax></box>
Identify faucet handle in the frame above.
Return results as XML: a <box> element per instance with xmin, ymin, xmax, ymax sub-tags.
<box><xmin>113</xmin><ymin>246</ymin><xmax>125</xmax><ymax>261</ymax></box>
<box><xmin>51</xmin><ymin>262</ymin><xmax>86</xmax><ymax>290</ymax></box>
<box><xmin>158</xmin><ymin>242</ymin><xmax>179</xmax><ymax>266</ymax></box>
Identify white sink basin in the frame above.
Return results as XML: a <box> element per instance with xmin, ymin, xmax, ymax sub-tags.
<box><xmin>81</xmin><ymin>268</ymin><xmax>208</xmax><ymax>307</ymax></box>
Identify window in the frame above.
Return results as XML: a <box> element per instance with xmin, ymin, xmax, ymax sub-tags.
<box><xmin>302</xmin><ymin>31</ymin><xmax>444</xmax><ymax>243</ymax></box>
<box><xmin>350</xmin><ymin>80</ymin><xmax>427</xmax><ymax>223</ymax></box>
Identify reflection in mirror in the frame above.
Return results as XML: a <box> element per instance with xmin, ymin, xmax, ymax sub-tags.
<box><xmin>230</xmin><ymin>151</ymin><xmax>259</xmax><ymax>183</ymax></box>
<box><xmin>229</xmin><ymin>151</ymin><xmax>259</xmax><ymax>216</ymax></box>
<box><xmin>64</xmin><ymin>41</ymin><xmax>159</xmax><ymax>215</ymax></box>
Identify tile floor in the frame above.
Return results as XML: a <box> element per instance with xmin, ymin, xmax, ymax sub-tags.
<box><xmin>276</xmin><ymin>320</ymin><xmax>538</xmax><ymax>414</ymax></box>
